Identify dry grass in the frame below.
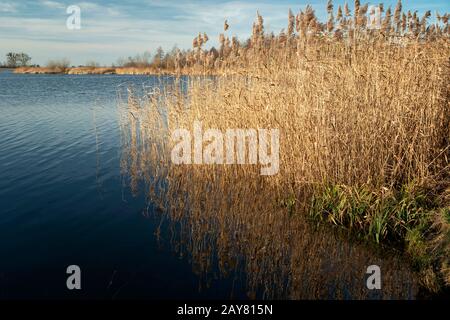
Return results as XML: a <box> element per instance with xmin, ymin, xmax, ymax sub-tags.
<box><xmin>14</xmin><ymin>66</ymin><xmax>66</xmax><ymax>74</ymax></box>
<box><xmin>119</xmin><ymin>1</ymin><xmax>449</xmax><ymax>298</ymax></box>
<box><xmin>68</xmin><ymin>67</ymin><xmax>116</xmax><ymax>75</ymax></box>
<box><xmin>46</xmin><ymin>58</ymin><xmax>70</xmax><ymax>71</ymax></box>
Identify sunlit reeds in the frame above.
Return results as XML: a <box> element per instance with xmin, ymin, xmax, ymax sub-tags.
<box><xmin>119</xmin><ymin>1</ymin><xmax>450</xmax><ymax>298</ymax></box>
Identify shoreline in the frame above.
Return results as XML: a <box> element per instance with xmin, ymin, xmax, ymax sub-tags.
<box><xmin>13</xmin><ymin>66</ymin><xmax>217</xmax><ymax>76</ymax></box>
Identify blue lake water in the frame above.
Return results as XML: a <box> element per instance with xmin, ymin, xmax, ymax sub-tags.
<box><xmin>0</xmin><ymin>70</ymin><xmax>245</xmax><ymax>299</ymax></box>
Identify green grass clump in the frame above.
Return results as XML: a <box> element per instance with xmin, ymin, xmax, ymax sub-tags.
<box><xmin>309</xmin><ymin>182</ymin><xmax>450</xmax><ymax>292</ymax></box>
<box><xmin>310</xmin><ymin>183</ymin><xmax>433</xmax><ymax>244</ymax></box>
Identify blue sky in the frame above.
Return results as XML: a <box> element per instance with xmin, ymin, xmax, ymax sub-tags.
<box><xmin>0</xmin><ymin>0</ymin><xmax>448</xmax><ymax>66</ymax></box>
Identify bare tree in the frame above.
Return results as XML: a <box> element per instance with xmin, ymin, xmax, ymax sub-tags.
<box><xmin>17</xmin><ymin>53</ymin><xmax>31</xmax><ymax>66</ymax></box>
<box><xmin>6</xmin><ymin>52</ymin><xmax>18</xmax><ymax>67</ymax></box>
<box><xmin>6</xmin><ymin>52</ymin><xmax>32</xmax><ymax>67</ymax></box>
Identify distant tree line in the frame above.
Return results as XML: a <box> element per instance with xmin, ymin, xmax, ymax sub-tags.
<box><xmin>1</xmin><ymin>52</ymin><xmax>33</xmax><ymax>68</ymax></box>
<box><xmin>115</xmin><ymin>47</ymin><xmax>187</xmax><ymax>70</ymax></box>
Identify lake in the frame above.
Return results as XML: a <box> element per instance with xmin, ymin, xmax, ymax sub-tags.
<box><xmin>0</xmin><ymin>70</ymin><xmax>246</xmax><ymax>299</ymax></box>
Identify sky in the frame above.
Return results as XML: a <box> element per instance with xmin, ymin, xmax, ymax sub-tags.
<box><xmin>0</xmin><ymin>0</ymin><xmax>448</xmax><ymax>66</ymax></box>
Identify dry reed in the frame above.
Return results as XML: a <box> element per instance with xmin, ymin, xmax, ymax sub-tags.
<box><xmin>119</xmin><ymin>1</ymin><xmax>450</xmax><ymax>298</ymax></box>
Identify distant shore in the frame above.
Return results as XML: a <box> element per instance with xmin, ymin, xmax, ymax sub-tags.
<box><xmin>13</xmin><ymin>66</ymin><xmax>215</xmax><ymax>76</ymax></box>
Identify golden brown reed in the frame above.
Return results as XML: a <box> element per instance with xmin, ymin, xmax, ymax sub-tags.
<box><xmin>119</xmin><ymin>80</ymin><xmax>420</xmax><ymax>299</ymax></box>
<box><xmin>119</xmin><ymin>1</ymin><xmax>449</xmax><ymax>298</ymax></box>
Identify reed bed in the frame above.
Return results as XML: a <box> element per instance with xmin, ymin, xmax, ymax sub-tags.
<box><xmin>119</xmin><ymin>1</ymin><xmax>450</xmax><ymax>298</ymax></box>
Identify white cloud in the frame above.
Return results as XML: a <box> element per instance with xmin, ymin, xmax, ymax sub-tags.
<box><xmin>146</xmin><ymin>1</ymin><xmax>316</xmax><ymax>36</ymax></box>
<box><xmin>75</xmin><ymin>2</ymin><xmax>124</xmax><ymax>17</ymax></box>
<box><xmin>40</xmin><ymin>1</ymin><xmax>65</xmax><ymax>10</ymax></box>
<box><xmin>0</xmin><ymin>2</ymin><xmax>17</xmax><ymax>12</ymax></box>
<box><xmin>106</xmin><ymin>7</ymin><xmax>121</xmax><ymax>17</ymax></box>
<box><xmin>78</xmin><ymin>2</ymin><xmax>101</xmax><ymax>11</ymax></box>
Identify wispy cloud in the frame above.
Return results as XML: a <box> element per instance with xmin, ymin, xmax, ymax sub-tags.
<box><xmin>78</xmin><ymin>2</ymin><xmax>101</xmax><ymax>11</ymax></box>
<box><xmin>40</xmin><ymin>1</ymin><xmax>65</xmax><ymax>10</ymax></box>
<box><xmin>0</xmin><ymin>2</ymin><xmax>17</xmax><ymax>13</ymax></box>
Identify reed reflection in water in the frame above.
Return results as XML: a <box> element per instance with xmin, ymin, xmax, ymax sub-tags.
<box><xmin>118</xmin><ymin>81</ymin><xmax>418</xmax><ymax>300</ymax></box>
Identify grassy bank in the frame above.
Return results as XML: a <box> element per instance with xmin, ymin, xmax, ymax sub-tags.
<box><xmin>119</xmin><ymin>1</ymin><xmax>449</xmax><ymax>297</ymax></box>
